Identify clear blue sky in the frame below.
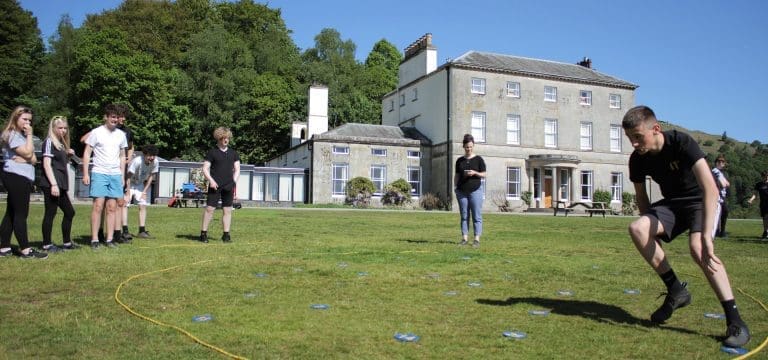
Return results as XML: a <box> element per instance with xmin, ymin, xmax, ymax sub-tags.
<box><xmin>19</xmin><ymin>0</ymin><xmax>768</xmax><ymax>144</ymax></box>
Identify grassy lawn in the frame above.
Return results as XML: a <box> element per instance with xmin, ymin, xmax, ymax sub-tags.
<box><xmin>0</xmin><ymin>204</ymin><xmax>766</xmax><ymax>359</ymax></box>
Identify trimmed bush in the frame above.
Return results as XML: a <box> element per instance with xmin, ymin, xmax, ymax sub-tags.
<box><xmin>382</xmin><ymin>178</ymin><xmax>412</xmax><ymax>206</ymax></box>
<box><xmin>345</xmin><ymin>177</ymin><xmax>375</xmax><ymax>208</ymax></box>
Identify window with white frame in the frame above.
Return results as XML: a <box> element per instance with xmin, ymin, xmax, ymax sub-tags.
<box><xmin>412</xmin><ymin>88</ymin><xmax>418</xmax><ymax>101</ymax></box>
<box><xmin>611</xmin><ymin>172</ymin><xmax>623</xmax><ymax>202</ymax></box>
<box><xmin>389</xmin><ymin>100</ymin><xmax>394</xmax><ymax>111</ymax></box>
<box><xmin>544</xmin><ymin>86</ymin><xmax>557</xmax><ymax>102</ymax></box>
<box><xmin>610</xmin><ymin>125</ymin><xmax>622</xmax><ymax>152</ymax></box>
<box><xmin>471</xmin><ymin>111</ymin><xmax>486</xmax><ymax>142</ymax></box>
<box><xmin>471</xmin><ymin>78</ymin><xmax>486</xmax><ymax>94</ymax></box>
<box><xmin>506</xmin><ymin>167</ymin><xmax>521</xmax><ymax>199</ymax></box>
<box><xmin>580</xmin><ymin>171</ymin><xmax>593</xmax><ymax>201</ymax></box>
<box><xmin>407</xmin><ymin>150</ymin><xmax>421</xmax><ymax>158</ymax></box>
<box><xmin>580</xmin><ymin>90</ymin><xmax>592</xmax><ymax>105</ymax></box>
<box><xmin>332</xmin><ymin>163</ymin><xmax>349</xmax><ymax>196</ymax></box>
<box><xmin>372</xmin><ymin>148</ymin><xmax>387</xmax><ymax>156</ymax></box>
<box><xmin>580</xmin><ymin>122</ymin><xmax>593</xmax><ymax>150</ymax></box>
<box><xmin>544</xmin><ymin>118</ymin><xmax>558</xmax><ymax>148</ymax></box>
<box><xmin>506</xmin><ymin>114</ymin><xmax>520</xmax><ymax>145</ymax></box>
<box><xmin>333</xmin><ymin>145</ymin><xmax>349</xmax><ymax>154</ymax></box>
<box><xmin>400</xmin><ymin>94</ymin><xmax>405</xmax><ymax>106</ymax></box>
<box><xmin>506</xmin><ymin>81</ymin><xmax>520</xmax><ymax>98</ymax></box>
<box><xmin>370</xmin><ymin>165</ymin><xmax>386</xmax><ymax>195</ymax></box>
<box><xmin>559</xmin><ymin>169</ymin><xmax>570</xmax><ymax>200</ymax></box>
<box><xmin>407</xmin><ymin>166</ymin><xmax>421</xmax><ymax>196</ymax></box>
<box><xmin>609</xmin><ymin>94</ymin><xmax>621</xmax><ymax>109</ymax></box>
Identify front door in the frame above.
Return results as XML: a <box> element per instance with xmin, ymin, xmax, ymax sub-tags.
<box><xmin>544</xmin><ymin>178</ymin><xmax>552</xmax><ymax>208</ymax></box>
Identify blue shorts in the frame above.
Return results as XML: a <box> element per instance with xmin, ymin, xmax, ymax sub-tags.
<box><xmin>89</xmin><ymin>173</ymin><xmax>124</xmax><ymax>199</ymax></box>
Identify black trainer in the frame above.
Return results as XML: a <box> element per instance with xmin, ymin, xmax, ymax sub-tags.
<box><xmin>41</xmin><ymin>244</ymin><xmax>63</xmax><ymax>253</ymax></box>
<box><xmin>61</xmin><ymin>243</ymin><xmax>80</xmax><ymax>250</ymax></box>
<box><xmin>651</xmin><ymin>282</ymin><xmax>691</xmax><ymax>324</ymax></box>
<box><xmin>91</xmin><ymin>241</ymin><xmax>101</xmax><ymax>249</ymax></box>
<box><xmin>104</xmin><ymin>241</ymin><xmax>118</xmax><ymax>248</ymax></box>
<box><xmin>222</xmin><ymin>233</ymin><xmax>231</xmax><ymax>243</ymax></box>
<box><xmin>723</xmin><ymin>322</ymin><xmax>751</xmax><ymax>348</ymax></box>
<box><xmin>19</xmin><ymin>248</ymin><xmax>49</xmax><ymax>260</ymax></box>
<box><xmin>0</xmin><ymin>249</ymin><xmax>13</xmax><ymax>258</ymax></box>
<box><xmin>200</xmin><ymin>233</ymin><xmax>208</xmax><ymax>243</ymax></box>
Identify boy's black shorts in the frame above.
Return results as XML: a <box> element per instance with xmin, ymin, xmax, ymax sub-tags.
<box><xmin>206</xmin><ymin>185</ymin><xmax>235</xmax><ymax>208</ymax></box>
<box><xmin>645</xmin><ymin>198</ymin><xmax>703</xmax><ymax>242</ymax></box>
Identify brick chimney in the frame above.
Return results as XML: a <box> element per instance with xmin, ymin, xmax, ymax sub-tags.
<box><xmin>398</xmin><ymin>33</ymin><xmax>437</xmax><ymax>86</ymax></box>
<box><xmin>577</xmin><ymin>56</ymin><xmax>592</xmax><ymax>69</ymax></box>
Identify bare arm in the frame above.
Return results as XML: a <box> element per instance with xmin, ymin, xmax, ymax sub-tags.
<box><xmin>633</xmin><ymin>182</ymin><xmax>650</xmax><ymax>214</ymax></box>
<box><xmin>202</xmin><ymin>161</ymin><xmax>217</xmax><ymax>190</ymax></box>
<box><xmin>42</xmin><ymin>156</ymin><xmax>60</xmax><ymax>197</ymax></box>
<box><xmin>693</xmin><ymin>158</ymin><xmax>720</xmax><ymax>271</ymax></box>
<box><xmin>82</xmin><ymin>144</ymin><xmax>93</xmax><ymax>185</ymax></box>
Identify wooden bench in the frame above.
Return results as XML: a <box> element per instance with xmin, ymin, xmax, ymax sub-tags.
<box><xmin>553</xmin><ymin>200</ymin><xmax>574</xmax><ymax>216</ymax></box>
<box><xmin>553</xmin><ymin>201</ymin><xmax>609</xmax><ymax>217</ymax></box>
<box><xmin>585</xmin><ymin>202</ymin><xmax>608</xmax><ymax>218</ymax></box>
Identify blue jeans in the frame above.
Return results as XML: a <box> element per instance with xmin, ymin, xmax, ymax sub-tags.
<box><xmin>456</xmin><ymin>188</ymin><xmax>483</xmax><ymax>237</ymax></box>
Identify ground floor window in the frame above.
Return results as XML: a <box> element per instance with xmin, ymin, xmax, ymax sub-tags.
<box><xmin>506</xmin><ymin>167</ymin><xmax>521</xmax><ymax>199</ymax></box>
<box><xmin>611</xmin><ymin>172</ymin><xmax>623</xmax><ymax>202</ymax></box>
<box><xmin>407</xmin><ymin>166</ymin><xmax>421</xmax><ymax>196</ymax></box>
<box><xmin>370</xmin><ymin>165</ymin><xmax>386</xmax><ymax>195</ymax></box>
<box><xmin>580</xmin><ymin>171</ymin><xmax>593</xmax><ymax>201</ymax></box>
<box><xmin>332</xmin><ymin>163</ymin><xmax>349</xmax><ymax>196</ymax></box>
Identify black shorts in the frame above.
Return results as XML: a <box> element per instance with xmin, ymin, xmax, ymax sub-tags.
<box><xmin>206</xmin><ymin>185</ymin><xmax>235</xmax><ymax>208</ymax></box>
<box><xmin>645</xmin><ymin>198</ymin><xmax>703</xmax><ymax>242</ymax></box>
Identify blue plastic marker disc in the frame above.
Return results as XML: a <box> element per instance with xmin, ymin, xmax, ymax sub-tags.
<box><xmin>394</xmin><ymin>332</ymin><xmax>420</xmax><ymax>342</ymax></box>
<box><xmin>556</xmin><ymin>289</ymin><xmax>574</xmax><ymax>296</ymax></box>
<box><xmin>310</xmin><ymin>304</ymin><xmax>329</xmax><ymax>310</ymax></box>
<box><xmin>357</xmin><ymin>272</ymin><xmax>368</xmax><ymax>277</ymax></box>
<box><xmin>502</xmin><ymin>330</ymin><xmax>527</xmax><ymax>339</ymax></box>
<box><xmin>720</xmin><ymin>346</ymin><xmax>748</xmax><ymax>355</ymax></box>
<box><xmin>623</xmin><ymin>289</ymin><xmax>641</xmax><ymax>295</ymax></box>
<box><xmin>192</xmin><ymin>314</ymin><xmax>214</xmax><ymax>322</ymax></box>
<box><xmin>444</xmin><ymin>290</ymin><xmax>458</xmax><ymax>296</ymax></box>
<box><xmin>528</xmin><ymin>310</ymin><xmax>550</xmax><ymax>316</ymax></box>
<box><xmin>461</xmin><ymin>256</ymin><xmax>471</xmax><ymax>260</ymax></box>
<box><xmin>467</xmin><ymin>282</ymin><xmax>482</xmax><ymax>287</ymax></box>
<box><xmin>254</xmin><ymin>272</ymin><xmax>268</xmax><ymax>278</ymax></box>
<box><xmin>704</xmin><ymin>313</ymin><xmax>726</xmax><ymax>319</ymax></box>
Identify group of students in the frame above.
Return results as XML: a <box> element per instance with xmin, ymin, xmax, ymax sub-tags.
<box><xmin>1</xmin><ymin>103</ymin><xmax>241</xmax><ymax>259</ymax></box>
<box><xmin>1</xmin><ymin>103</ymin><xmax>761</xmax><ymax>348</ymax></box>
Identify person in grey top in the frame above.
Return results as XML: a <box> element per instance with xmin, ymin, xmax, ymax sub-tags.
<box><xmin>0</xmin><ymin>106</ymin><xmax>48</xmax><ymax>259</ymax></box>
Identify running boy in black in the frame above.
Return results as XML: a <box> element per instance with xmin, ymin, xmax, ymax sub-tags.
<box><xmin>623</xmin><ymin>106</ymin><xmax>749</xmax><ymax>348</ymax></box>
<box><xmin>200</xmin><ymin>127</ymin><xmax>240</xmax><ymax>243</ymax></box>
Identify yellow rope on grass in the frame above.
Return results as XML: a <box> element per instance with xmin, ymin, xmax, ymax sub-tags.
<box><xmin>734</xmin><ymin>288</ymin><xmax>768</xmax><ymax>360</ymax></box>
<box><xmin>114</xmin><ymin>259</ymin><xmax>248</xmax><ymax>360</ymax></box>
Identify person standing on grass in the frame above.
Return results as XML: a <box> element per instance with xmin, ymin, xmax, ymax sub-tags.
<box><xmin>40</xmin><ymin>116</ymin><xmax>78</xmax><ymax>252</ymax></box>
<box><xmin>711</xmin><ymin>154</ymin><xmax>730</xmax><ymax>238</ymax></box>
<box><xmin>454</xmin><ymin>134</ymin><xmax>486</xmax><ymax>248</ymax></box>
<box><xmin>747</xmin><ymin>170</ymin><xmax>768</xmax><ymax>239</ymax></box>
<box><xmin>622</xmin><ymin>105</ymin><xmax>749</xmax><ymax>348</ymax></box>
<box><xmin>199</xmin><ymin>127</ymin><xmax>240</xmax><ymax>243</ymax></box>
<box><xmin>0</xmin><ymin>106</ymin><xmax>47</xmax><ymax>259</ymax></box>
<box><xmin>125</xmin><ymin>144</ymin><xmax>159</xmax><ymax>239</ymax></box>
<box><xmin>115</xmin><ymin>104</ymin><xmax>134</xmax><ymax>242</ymax></box>
<box><xmin>82</xmin><ymin>104</ymin><xmax>128</xmax><ymax>249</ymax></box>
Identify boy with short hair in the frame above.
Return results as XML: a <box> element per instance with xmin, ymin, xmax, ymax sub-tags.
<box><xmin>82</xmin><ymin>104</ymin><xmax>128</xmax><ymax>249</ymax></box>
<box><xmin>126</xmin><ymin>144</ymin><xmax>159</xmax><ymax>238</ymax></box>
<box><xmin>622</xmin><ymin>105</ymin><xmax>749</xmax><ymax>348</ymax></box>
<box><xmin>199</xmin><ymin>127</ymin><xmax>240</xmax><ymax>243</ymax></box>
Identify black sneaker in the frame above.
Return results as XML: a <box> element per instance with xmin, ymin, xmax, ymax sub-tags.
<box><xmin>91</xmin><ymin>241</ymin><xmax>101</xmax><ymax>249</ymax></box>
<box><xmin>19</xmin><ymin>248</ymin><xmax>49</xmax><ymax>260</ymax></box>
<box><xmin>137</xmin><ymin>231</ymin><xmax>152</xmax><ymax>239</ymax></box>
<box><xmin>458</xmin><ymin>240</ymin><xmax>468</xmax><ymax>246</ymax></box>
<box><xmin>762</xmin><ymin>231</ymin><xmax>768</xmax><ymax>239</ymax></box>
<box><xmin>723</xmin><ymin>322</ymin><xmax>750</xmax><ymax>348</ymax></box>
<box><xmin>117</xmin><ymin>233</ymin><xmax>132</xmax><ymax>244</ymax></box>
<box><xmin>651</xmin><ymin>282</ymin><xmax>692</xmax><ymax>324</ymax></box>
<box><xmin>104</xmin><ymin>241</ymin><xmax>118</xmax><ymax>248</ymax></box>
<box><xmin>200</xmin><ymin>233</ymin><xmax>208</xmax><ymax>243</ymax></box>
<box><xmin>222</xmin><ymin>233</ymin><xmax>231</xmax><ymax>243</ymax></box>
<box><xmin>61</xmin><ymin>243</ymin><xmax>80</xmax><ymax>250</ymax></box>
<box><xmin>41</xmin><ymin>244</ymin><xmax>63</xmax><ymax>253</ymax></box>
<box><xmin>0</xmin><ymin>249</ymin><xmax>13</xmax><ymax>258</ymax></box>
<box><xmin>122</xmin><ymin>232</ymin><xmax>133</xmax><ymax>241</ymax></box>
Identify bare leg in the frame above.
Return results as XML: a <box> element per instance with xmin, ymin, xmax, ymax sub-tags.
<box><xmin>627</xmin><ymin>215</ymin><xmax>671</xmax><ymax>274</ymax></box>
<box><xmin>201</xmin><ymin>206</ymin><xmax>215</xmax><ymax>231</ymax></box>
<box><xmin>91</xmin><ymin>198</ymin><xmax>105</xmax><ymax>240</ymax></box>
<box><xmin>222</xmin><ymin>207</ymin><xmax>232</xmax><ymax>232</ymax></box>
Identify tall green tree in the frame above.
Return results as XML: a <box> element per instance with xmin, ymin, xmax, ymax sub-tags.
<box><xmin>0</xmin><ymin>0</ymin><xmax>44</xmax><ymax>115</ymax></box>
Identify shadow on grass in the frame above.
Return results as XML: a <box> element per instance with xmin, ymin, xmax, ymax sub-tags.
<box><xmin>476</xmin><ymin>296</ymin><xmax>702</xmax><ymax>336</ymax></box>
<box><xmin>176</xmin><ymin>234</ymin><xmax>203</xmax><ymax>242</ymax></box>
<box><xmin>397</xmin><ymin>238</ymin><xmax>456</xmax><ymax>245</ymax></box>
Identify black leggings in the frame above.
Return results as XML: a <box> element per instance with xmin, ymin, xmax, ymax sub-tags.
<box><xmin>41</xmin><ymin>186</ymin><xmax>76</xmax><ymax>245</ymax></box>
<box><xmin>0</xmin><ymin>171</ymin><xmax>33</xmax><ymax>249</ymax></box>
<box><xmin>719</xmin><ymin>202</ymin><xmax>729</xmax><ymax>233</ymax></box>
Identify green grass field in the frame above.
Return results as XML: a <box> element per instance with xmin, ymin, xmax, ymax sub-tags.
<box><xmin>1</xmin><ymin>205</ymin><xmax>766</xmax><ymax>359</ymax></box>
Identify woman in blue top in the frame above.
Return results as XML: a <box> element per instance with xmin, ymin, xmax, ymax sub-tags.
<box><xmin>0</xmin><ymin>106</ymin><xmax>47</xmax><ymax>259</ymax></box>
<box><xmin>454</xmin><ymin>134</ymin><xmax>486</xmax><ymax>247</ymax></box>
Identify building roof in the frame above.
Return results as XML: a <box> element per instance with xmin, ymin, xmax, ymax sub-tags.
<box><xmin>313</xmin><ymin>123</ymin><xmax>431</xmax><ymax>146</ymax></box>
<box><xmin>451</xmin><ymin>51</ymin><xmax>638</xmax><ymax>89</ymax></box>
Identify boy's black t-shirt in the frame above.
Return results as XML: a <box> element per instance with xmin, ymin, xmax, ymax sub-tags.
<box><xmin>755</xmin><ymin>181</ymin><xmax>768</xmax><ymax>210</ymax></box>
<box><xmin>455</xmin><ymin>155</ymin><xmax>486</xmax><ymax>193</ymax></box>
<box><xmin>205</xmin><ymin>147</ymin><xmax>240</xmax><ymax>191</ymax></box>
<box><xmin>629</xmin><ymin>130</ymin><xmax>704</xmax><ymax>200</ymax></box>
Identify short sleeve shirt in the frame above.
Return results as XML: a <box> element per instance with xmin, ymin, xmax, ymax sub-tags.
<box><xmin>205</xmin><ymin>147</ymin><xmax>240</xmax><ymax>190</ymax></box>
<box><xmin>86</xmin><ymin>125</ymin><xmax>128</xmax><ymax>175</ymax></box>
<box><xmin>2</xmin><ymin>130</ymin><xmax>35</xmax><ymax>181</ymax></box>
<box><xmin>455</xmin><ymin>155</ymin><xmax>486</xmax><ymax>193</ymax></box>
<box><xmin>127</xmin><ymin>156</ymin><xmax>159</xmax><ymax>186</ymax></box>
<box><xmin>629</xmin><ymin>130</ymin><xmax>704</xmax><ymax>200</ymax></box>
<box><xmin>754</xmin><ymin>181</ymin><xmax>768</xmax><ymax>211</ymax></box>
<box><xmin>40</xmin><ymin>137</ymin><xmax>70</xmax><ymax>190</ymax></box>
<box><xmin>711</xmin><ymin>167</ymin><xmax>727</xmax><ymax>202</ymax></box>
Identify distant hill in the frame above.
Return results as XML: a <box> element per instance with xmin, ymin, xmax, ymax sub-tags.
<box><xmin>658</xmin><ymin>120</ymin><xmax>757</xmax><ymax>157</ymax></box>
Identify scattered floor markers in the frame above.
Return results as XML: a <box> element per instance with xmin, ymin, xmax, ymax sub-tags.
<box><xmin>310</xmin><ymin>304</ymin><xmax>330</xmax><ymax>310</ymax></box>
<box><xmin>467</xmin><ymin>282</ymin><xmax>482</xmax><ymax>288</ymax></box>
<box><xmin>623</xmin><ymin>289</ymin><xmax>641</xmax><ymax>295</ymax></box>
<box><xmin>528</xmin><ymin>310</ymin><xmax>550</xmax><ymax>316</ymax></box>
<box><xmin>357</xmin><ymin>271</ymin><xmax>369</xmax><ymax>277</ymax></box>
<box><xmin>502</xmin><ymin>330</ymin><xmax>527</xmax><ymax>339</ymax></box>
<box><xmin>461</xmin><ymin>256</ymin><xmax>472</xmax><ymax>261</ymax></box>
<box><xmin>337</xmin><ymin>262</ymin><xmax>348</xmax><ymax>268</ymax></box>
<box><xmin>556</xmin><ymin>289</ymin><xmax>574</xmax><ymax>296</ymax></box>
<box><xmin>720</xmin><ymin>346</ymin><xmax>748</xmax><ymax>355</ymax></box>
<box><xmin>704</xmin><ymin>313</ymin><xmax>726</xmax><ymax>319</ymax></box>
<box><xmin>254</xmin><ymin>272</ymin><xmax>268</xmax><ymax>278</ymax></box>
<box><xmin>393</xmin><ymin>332</ymin><xmax>420</xmax><ymax>342</ymax></box>
<box><xmin>244</xmin><ymin>291</ymin><xmax>261</xmax><ymax>298</ymax></box>
<box><xmin>192</xmin><ymin>314</ymin><xmax>214</xmax><ymax>322</ymax></box>
<box><xmin>444</xmin><ymin>290</ymin><xmax>459</xmax><ymax>296</ymax></box>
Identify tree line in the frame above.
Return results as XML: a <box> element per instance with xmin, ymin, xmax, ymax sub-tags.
<box><xmin>2</xmin><ymin>0</ymin><xmax>401</xmax><ymax>164</ymax></box>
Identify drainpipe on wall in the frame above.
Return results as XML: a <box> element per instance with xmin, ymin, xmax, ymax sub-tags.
<box><xmin>446</xmin><ymin>65</ymin><xmax>452</xmax><ymax>210</ymax></box>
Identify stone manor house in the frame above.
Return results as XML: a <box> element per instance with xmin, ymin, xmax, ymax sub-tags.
<box><xmin>268</xmin><ymin>34</ymin><xmax>642</xmax><ymax>212</ymax></box>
